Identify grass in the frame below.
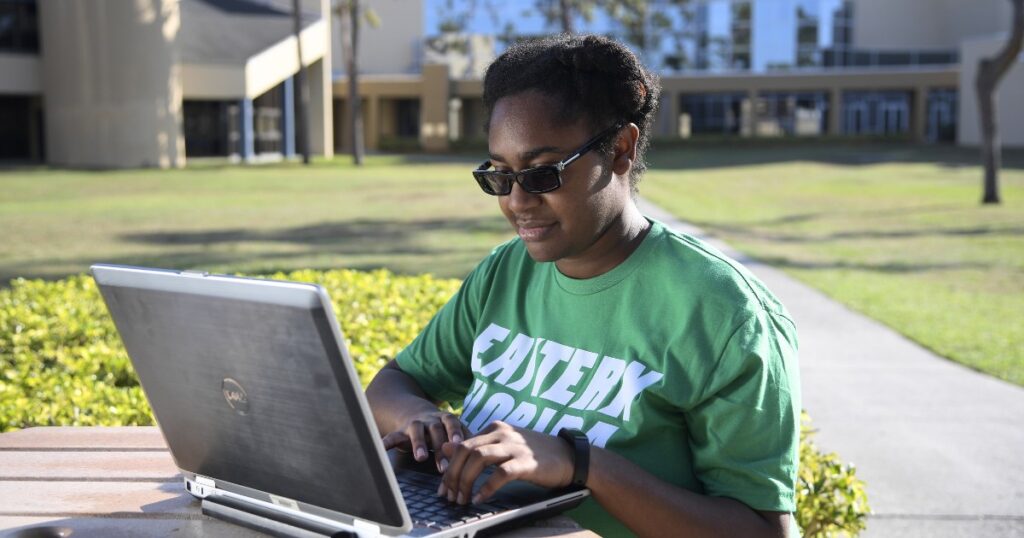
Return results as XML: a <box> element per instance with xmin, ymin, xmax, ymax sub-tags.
<box><xmin>2</xmin><ymin>141</ymin><xmax>1021</xmax><ymax>386</ymax></box>
<box><xmin>0</xmin><ymin>155</ymin><xmax>514</xmax><ymax>282</ymax></box>
<box><xmin>641</xmin><ymin>142</ymin><xmax>1024</xmax><ymax>386</ymax></box>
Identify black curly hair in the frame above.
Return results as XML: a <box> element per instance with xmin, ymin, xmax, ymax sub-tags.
<box><xmin>482</xmin><ymin>34</ymin><xmax>660</xmax><ymax>191</ymax></box>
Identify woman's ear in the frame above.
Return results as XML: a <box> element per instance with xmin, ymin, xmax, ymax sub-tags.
<box><xmin>612</xmin><ymin>123</ymin><xmax>640</xmax><ymax>176</ymax></box>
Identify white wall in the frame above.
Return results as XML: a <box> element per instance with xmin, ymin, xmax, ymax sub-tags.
<box><xmin>853</xmin><ymin>0</ymin><xmax>1010</xmax><ymax>50</ymax></box>
<box><xmin>331</xmin><ymin>0</ymin><xmax>423</xmax><ymax>76</ymax></box>
<box><xmin>958</xmin><ymin>34</ymin><xmax>1024</xmax><ymax>148</ymax></box>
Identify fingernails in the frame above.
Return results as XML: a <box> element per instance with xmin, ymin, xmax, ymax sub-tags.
<box><xmin>447</xmin><ymin>490</ymin><xmax>456</xmax><ymax>503</ymax></box>
<box><xmin>415</xmin><ymin>447</ymin><xmax>427</xmax><ymax>460</ymax></box>
<box><xmin>452</xmin><ymin>434</ymin><xmax>463</xmax><ymax>444</ymax></box>
<box><xmin>471</xmin><ymin>494</ymin><xmax>482</xmax><ymax>504</ymax></box>
<box><xmin>457</xmin><ymin>492</ymin><xmax>465</xmax><ymax>505</ymax></box>
<box><xmin>437</xmin><ymin>482</ymin><xmax>446</xmax><ymax>497</ymax></box>
<box><xmin>439</xmin><ymin>458</ymin><xmax>448</xmax><ymax>473</ymax></box>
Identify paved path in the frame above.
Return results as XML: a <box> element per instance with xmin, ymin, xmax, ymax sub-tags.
<box><xmin>640</xmin><ymin>199</ymin><xmax>1024</xmax><ymax>538</ymax></box>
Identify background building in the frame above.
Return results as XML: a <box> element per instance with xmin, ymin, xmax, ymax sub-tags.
<box><xmin>0</xmin><ymin>0</ymin><xmax>333</xmax><ymax>168</ymax></box>
<box><xmin>0</xmin><ymin>0</ymin><xmax>1021</xmax><ymax>167</ymax></box>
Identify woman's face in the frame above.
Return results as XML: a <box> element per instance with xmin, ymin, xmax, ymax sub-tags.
<box><xmin>487</xmin><ymin>91</ymin><xmax>636</xmax><ymax>278</ymax></box>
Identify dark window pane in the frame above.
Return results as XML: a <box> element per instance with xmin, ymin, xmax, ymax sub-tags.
<box><xmin>0</xmin><ymin>95</ymin><xmax>32</xmax><ymax>159</ymax></box>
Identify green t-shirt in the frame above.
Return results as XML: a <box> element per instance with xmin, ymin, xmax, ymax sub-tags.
<box><xmin>395</xmin><ymin>218</ymin><xmax>801</xmax><ymax>537</ymax></box>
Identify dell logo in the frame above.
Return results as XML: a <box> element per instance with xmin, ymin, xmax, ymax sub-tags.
<box><xmin>221</xmin><ymin>378</ymin><xmax>250</xmax><ymax>415</ymax></box>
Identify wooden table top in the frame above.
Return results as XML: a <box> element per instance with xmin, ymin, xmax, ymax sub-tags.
<box><xmin>0</xmin><ymin>427</ymin><xmax>596</xmax><ymax>538</ymax></box>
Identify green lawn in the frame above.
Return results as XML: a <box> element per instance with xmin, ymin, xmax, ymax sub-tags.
<box><xmin>642</xmin><ymin>142</ymin><xmax>1024</xmax><ymax>386</ymax></box>
<box><xmin>2</xmin><ymin>142</ymin><xmax>1021</xmax><ymax>386</ymax></box>
<box><xmin>0</xmin><ymin>155</ymin><xmax>514</xmax><ymax>282</ymax></box>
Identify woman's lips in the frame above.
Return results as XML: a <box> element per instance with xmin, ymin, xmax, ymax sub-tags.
<box><xmin>516</xmin><ymin>222</ymin><xmax>555</xmax><ymax>241</ymax></box>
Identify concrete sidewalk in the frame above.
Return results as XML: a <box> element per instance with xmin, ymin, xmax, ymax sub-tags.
<box><xmin>640</xmin><ymin>199</ymin><xmax>1024</xmax><ymax>538</ymax></box>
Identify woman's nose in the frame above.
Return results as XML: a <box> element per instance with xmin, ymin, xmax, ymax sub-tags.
<box><xmin>505</xmin><ymin>180</ymin><xmax>542</xmax><ymax>212</ymax></box>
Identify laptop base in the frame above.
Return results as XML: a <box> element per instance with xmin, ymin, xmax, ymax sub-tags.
<box><xmin>203</xmin><ymin>497</ymin><xmax>357</xmax><ymax>538</ymax></box>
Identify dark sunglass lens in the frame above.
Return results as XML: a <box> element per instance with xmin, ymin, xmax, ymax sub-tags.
<box><xmin>475</xmin><ymin>171</ymin><xmax>512</xmax><ymax>195</ymax></box>
<box><xmin>519</xmin><ymin>168</ymin><xmax>561</xmax><ymax>193</ymax></box>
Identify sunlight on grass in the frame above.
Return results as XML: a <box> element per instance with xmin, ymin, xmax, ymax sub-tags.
<box><xmin>642</xmin><ymin>145</ymin><xmax>1024</xmax><ymax>386</ymax></box>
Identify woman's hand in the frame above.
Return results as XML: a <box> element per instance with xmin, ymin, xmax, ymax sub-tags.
<box><xmin>380</xmin><ymin>410</ymin><xmax>469</xmax><ymax>473</ymax></box>
<box><xmin>438</xmin><ymin>421</ymin><xmax>574</xmax><ymax>505</ymax></box>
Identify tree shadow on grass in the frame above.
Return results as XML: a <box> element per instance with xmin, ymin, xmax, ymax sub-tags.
<box><xmin>644</xmin><ymin>141</ymin><xmax>1024</xmax><ymax>171</ymax></box>
<box><xmin>118</xmin><ymin>216</ymin><xmax>509</xmax><ymax>247</ymax></box>
<box><xmin>748</xmin><ymin>256</ymin><xmax>996</xmax><ymax>273</ymax></box>
<box><xmin>0</xmin><ymin>216</ymin><xmax>511</xmax><ymax>285</ymax></box>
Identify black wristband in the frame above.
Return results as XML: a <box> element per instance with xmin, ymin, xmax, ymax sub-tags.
<box><xmin>557</xmin><ymin>428</ymin><xmax>590</xmax><ymax>488</ymax></box>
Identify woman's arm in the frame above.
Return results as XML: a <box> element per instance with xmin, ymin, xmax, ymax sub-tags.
<box><xmin>439</xmin><ymin>421</ymin><xmax>789</xmax><ymax>538</ymax></box>
<box><xmin>365</xmin><ymin>359</ymin><xmax>468</xmax><ymax>473</ymax></box>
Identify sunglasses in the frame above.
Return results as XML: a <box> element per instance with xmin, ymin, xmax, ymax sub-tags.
<box><xmin>472</xmin><ymin>124</ymin><xmax>623</xmax><ymax>196</ymax></box>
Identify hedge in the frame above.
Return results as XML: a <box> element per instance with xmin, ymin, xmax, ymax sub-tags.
<box><xmin>0</xmin><ymin>270</ymin><xmax>868</xmax><ymax>536</ymax></box>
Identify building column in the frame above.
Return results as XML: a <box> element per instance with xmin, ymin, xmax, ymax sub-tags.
<box><xmin>421</xmin><ymin>63</ymin><xmax>450</xmax><ymax>152</ymax></box>
<box><xmin>240</xmin><ymin>98</ymin><xmax>255</xmax><ymax>162</ymax></box>
<box><xmin>37</xmin><ymin>0</ymin><xmax>184</xmax><ymax>168</ymax></box>
<box><xmin>741</xmin><ymin>89</ymin><xmax>758</xmax><ymax>137</ymax></box>
<box><xmin>308</xmin><ymin>57</ymin><xmax>334</xmax><ymax>158</ymax></box>
<box><xmin>912</xmin><ymin>86</ymin><xmax>928</xmax><ymax>143</ymax></box>
<box><xmin>828</xmin><ymin>88</ymin><xmax>842</xmax><ymax>136</ymax></box>
<box><xmin>282</xmin><ymin>76</ymin><xmax>296</xmax><ymax>158</ymax></box>
<box><xmin>666</xmin><ymin>90</ymin><xmax>680</xmax><ymax>139</ymax></box>
<box><xmin>367</xmin><ymin>95</ymin><xmax>380</xmax><ymax>151</ymax></box>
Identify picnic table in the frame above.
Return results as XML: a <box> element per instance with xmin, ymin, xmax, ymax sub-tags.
<box><xmin>0</xmin><ymin>427</ymin><xmax>597</xmax><ymax>537</ymax></box>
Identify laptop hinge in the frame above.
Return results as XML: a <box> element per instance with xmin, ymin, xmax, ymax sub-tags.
<box><xmin>352</xmin><ymin>519</ymin><xmax>381</xmax><ymax>537</ymax></box>
<box><xmin>186</xmin><ymin>475</ymin><xmax>216</xmax><ymax>498</ymax></box>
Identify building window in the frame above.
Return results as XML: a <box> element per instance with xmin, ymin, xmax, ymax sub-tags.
<box><xmin>730</xmin><ymin>0</ymin><xmax>752</xmax><ymax>70</ymax></box>
<box><xmin>680</xmin><ymin>92</ymin><xmax>746</xmax><ymax>135</ymax></box>
<box><xmin>757</xmin><ymin>92</ymin><xmax>829</xmax><ymax>136</ymax></box>
<box><xmin>927</xmin><ymin>89</ymin><xmax>957</xmax><ymax>143</ymax></box>
<box><xmin>0</xmin><ymin>0</ymin><xmax>38</xmax><ymax>53</ymax></box>
<box><xmin>842</xmin><ymin>91</ymin><xmax>911</xmax><ymax>136</ymax></box>
<box><xmin>395</xmin><ymin>99</ymin><xmax>420</xmax><ymax>138</ymax></box>
<box><xmin>253</xmin><ymin>84</ymin><xmax>284</xmax><ymax>155</ymax></box>
<box><xmin>183</xmin><ymin>101</ymin><xmax>231</xmax><ymax>157</ymax></box>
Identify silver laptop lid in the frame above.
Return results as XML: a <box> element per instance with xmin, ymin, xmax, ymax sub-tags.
<box><xmin>91</xmin><ymin>264</ymin><xmax>412</xmax><ymax>534</ymax></box>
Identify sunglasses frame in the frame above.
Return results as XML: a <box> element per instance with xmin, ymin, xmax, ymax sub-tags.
<box><xmin>472</xmin><ymin>123</ymin><xmax>624</xmax><ymax>196</ymax></box>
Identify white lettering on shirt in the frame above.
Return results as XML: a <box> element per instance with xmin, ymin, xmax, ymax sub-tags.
<box><xmin>471</xmin><ymin>323</ymin><xmax>510</xmax><ymax>373</ymax></box>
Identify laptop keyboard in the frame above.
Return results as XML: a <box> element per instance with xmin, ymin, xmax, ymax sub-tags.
<box><xmin>397</xmin><ymin>472</ymin><xmax>517</xmax><ymax>530</ymax></box>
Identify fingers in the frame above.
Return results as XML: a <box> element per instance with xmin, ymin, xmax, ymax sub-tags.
<box><xmin>427</xmin><ymin>421</ymin><xmax>449</xmax><ymax>472</ymax></box>
<box><xmin>405</xmin><ymin>420</ymin><xmax>430</xmax><ymax>461</ymax></box>
<box><xmin>381</xmin><ymin>431</ymin><xmax>409</xmax><ymax>452</ymax></box>
<box><xmin>473</xmin><ymin>460</ymin><xmax>523</xmax><ymax>504</ymax></box>
<box><xmin>441</xmin><ymin>413</ymin><xmax>466</xmax><ymax>444</ymax></box>
<box><xmin>440</xmin><ymin>426</ymin><xmax>515</xmax><ymax>505</ymax></box>
<box><xmin>443</xmin><ymin>442</ymin><xmax>511</xmax><ymax>505</ymax></box>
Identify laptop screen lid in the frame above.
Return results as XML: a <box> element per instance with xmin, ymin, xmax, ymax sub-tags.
<box><xmin>91</xmin><ymin>264</ymin><xmax>413</xmax><ymax>534</ymax></box>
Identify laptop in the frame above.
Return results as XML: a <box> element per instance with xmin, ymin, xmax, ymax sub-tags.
<box><xmin>91</xmin><ymin>264</ymin><xmax>589</xmax><ymax>537</ymax></box>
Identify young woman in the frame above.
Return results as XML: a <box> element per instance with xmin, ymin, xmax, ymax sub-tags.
<box><xmin>366</xmin><ymin>34</ymin><xmax>800</xmax><ymax>538</ymax></box>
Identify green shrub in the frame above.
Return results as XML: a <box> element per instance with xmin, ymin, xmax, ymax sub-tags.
<box><xmin>796</xmin><ymin>412</ymin><xmax>871</xmax><ymax>537</ymax></box>
<box><xmin>0</xmin><ymin>270</ymin><xmax>460</xmax><ymax>432</ymax></box>
<box><xmin>1</xmin><ymin>271</ymin><xmax>869</xmax><ymax>536</ymax></box>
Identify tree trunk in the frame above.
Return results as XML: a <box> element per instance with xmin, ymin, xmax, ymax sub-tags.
<box><xmin>977</xmin><ymin>68</ymin><xmax>1000</xmax><ymax>204</ymax></box>
<box><xmin>348</xmin><ymin>0</ymin><xmax>364</xmax><ymax>166</ymax></box>
<box><xmin>292</xmin><ymin>0</ymin><xmax>311</xmax><ymax>165</ymax></box>
<box><xmin>559</xmin><ymin>0</ymin><xmax>574</xmax><ymax>34</ymax></box>
<box><xmin>975</xmin><ymin>0</ymin><xmax>1024</xmax><ymax>204</ymax></box>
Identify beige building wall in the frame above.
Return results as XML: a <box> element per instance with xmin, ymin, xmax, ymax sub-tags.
<box><xmin>852</xmin><ymin>0</ymin><xmax>1011</xmax><ymax>50</ymax></box>
<box><xmin>958</xmin><ymin>34</ymin><xmax>1024</xmax><ymax>148</ymax></box>
<box><xmin>37</xmin><ymin>0</ymin><xmax>185</xmax><ymax>169</ymax></box>
<box><xmin>332</xmin><ymin>0</ymin><xmax>423</xmax><ymax>75</ymax></box>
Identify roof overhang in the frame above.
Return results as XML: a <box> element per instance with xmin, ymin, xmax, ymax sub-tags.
<box><xmin>181</xmin><ymin>17</ymin><xmax>327</xmax><ymax>100</ymax></box>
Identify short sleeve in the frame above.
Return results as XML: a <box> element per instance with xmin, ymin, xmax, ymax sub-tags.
<box><xmin>394</xmin><ymin>247</ymin><xmax>501</xmax><ymax>404</ymax></box>
<box><xmin>684</xmin><ymin>310</ymin><xmax>801</xmax><ymax>512</ymax></box>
